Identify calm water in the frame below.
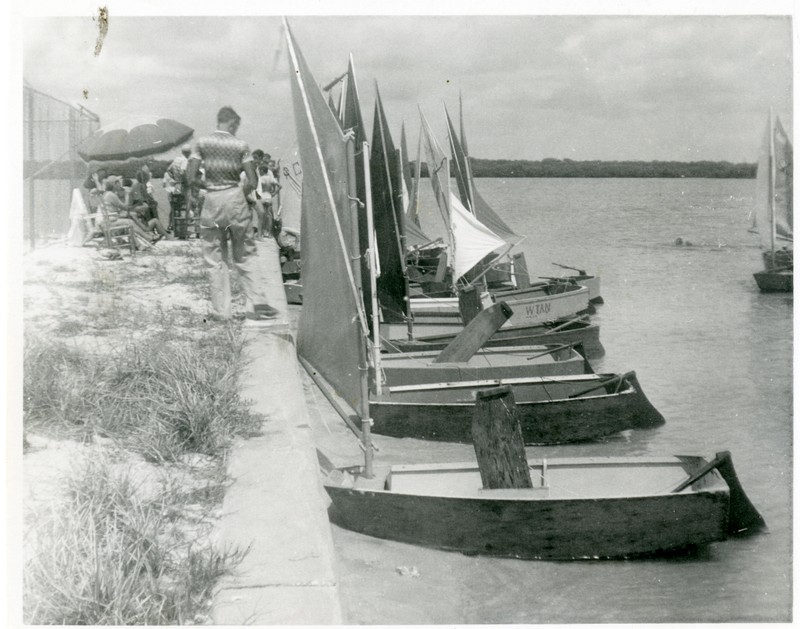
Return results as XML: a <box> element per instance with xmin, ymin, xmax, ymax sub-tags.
<box><xmin>306</xmin><ymin>178</ymin><xmax>792</xmax><ymax>624</ymax></box>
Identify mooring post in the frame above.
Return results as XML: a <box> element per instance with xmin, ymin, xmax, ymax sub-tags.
<box><xmin>458</xmin><ymin>284</ymin><xmax>483</xmax><ymax>325</ymax></box>
<box><xmin>472</xmin><ymin>386</ymin><xmax>532</xmax><ymax>489</ymax></box>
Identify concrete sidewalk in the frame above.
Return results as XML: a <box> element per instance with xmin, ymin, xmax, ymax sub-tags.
<box><xmin>212</xmin><ymin>239</ymin><xmax>343</xmax><ymax>625</ymax></box>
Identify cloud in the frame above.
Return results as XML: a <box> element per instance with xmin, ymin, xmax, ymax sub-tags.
<box><xmin>22</xmin><ymin>14</ymin><xmax>792</xmax><ymax>162</ymax></box>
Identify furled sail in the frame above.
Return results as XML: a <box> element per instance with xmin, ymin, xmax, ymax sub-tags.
<box><xmin>286</xmin><ymin>21</ymin><xmax>367</xmax><ymax>413</ymax></box>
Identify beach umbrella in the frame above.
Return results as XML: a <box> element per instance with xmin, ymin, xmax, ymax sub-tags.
<box><xmin>78</xmin><ymin>115</ymin><xmax>194</xmax><ymax>161</ymax></box>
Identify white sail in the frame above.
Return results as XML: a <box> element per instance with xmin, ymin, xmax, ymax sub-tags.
<box><xmin>450</xmin><ymin>192</ymin><xmax>506</xmax><ymax>280</ymax></box>
<box><xmin>753</xmin><ymin>113</ymin><xmax>793</xmax><ymax>252</ymax></box>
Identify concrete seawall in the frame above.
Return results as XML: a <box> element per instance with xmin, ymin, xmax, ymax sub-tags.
<box><xmin>212</xmin><ymin>239</ymin><xmax>343</xmax><ymax>625</ymax></box>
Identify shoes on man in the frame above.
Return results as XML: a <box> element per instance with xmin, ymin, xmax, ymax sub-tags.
<box><xmin>246</xmin><ymin>304</ymin><xmax>280</xmax><ymax>320</ymax></box>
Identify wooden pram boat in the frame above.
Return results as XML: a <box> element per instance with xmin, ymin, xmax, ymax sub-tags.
<box><xmin>323</xmin><ymin>450</ymin><xmax>765</xmax><ymax>560</ymax></box>
<box><xmin>369</xmin><ymin>371</ymin><xmax>663</xmax><ymax>445</ymax></box>
<box><xmin>378</xmin><ymin>343</ymin><xmax>592</xmax><ymax>387</ymax></box>
<box><xmin>383</xmin><ymin>316</ymin><xmax>605</xmax><ymax>359</ymax></box>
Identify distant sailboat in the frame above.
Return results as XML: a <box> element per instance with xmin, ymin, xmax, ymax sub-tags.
<box><xmin>752</xmin><ymin>110</ymin><xmax>793</xmax><ymax>292</ymax></box>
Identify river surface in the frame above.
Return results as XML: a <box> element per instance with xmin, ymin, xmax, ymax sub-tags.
<box><xmin>294</xmin><ymin>177</ymin><xmax>792</xmax><ymax>624</ymax></box>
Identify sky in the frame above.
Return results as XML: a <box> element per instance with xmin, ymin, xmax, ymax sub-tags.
<box><xmin>18</xmin><ymin>5</ymin><xmax>795</xmax><ymax>164</ymax></box>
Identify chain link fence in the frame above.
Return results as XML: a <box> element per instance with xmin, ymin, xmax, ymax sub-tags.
<box><xmin>23</xmin><ymin>83</ymin><xmax>100</xmax><ymax>249</ymax></box>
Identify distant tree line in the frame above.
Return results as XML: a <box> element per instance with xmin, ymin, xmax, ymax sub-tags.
<box><xmin>26</xmin><ymin>157</ymin><xmax>756</xmax><ymax>180</ymax></box>
<box><xmin>418</xmin><ymin>158</ymin><xmax>756</xmax><ymax>179</ymax></box>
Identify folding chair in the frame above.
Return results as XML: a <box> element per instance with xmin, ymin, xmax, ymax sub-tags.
<box><xmin>85</xmin><ymin>206</ymin><xmax>137</xmax><ymax>255</ymax></box>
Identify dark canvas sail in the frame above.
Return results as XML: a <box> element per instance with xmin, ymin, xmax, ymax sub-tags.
<box><xmin>286</xmin><ymin>22</ymin><xmax>367</xmax><ymax>412</ymax></box>
<box><xmin>446</xmin><ymin>106</ymin><xmax>474</xmax><ymax>214</ymax></box>
<box><xmin>370</xmin><ymin>87</ymin><xmax>408</xmax><ymax>322</ymax></box>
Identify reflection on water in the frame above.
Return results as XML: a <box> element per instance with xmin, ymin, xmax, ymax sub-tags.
<box><xmin>314</xmin><ymin>178</ymin><xmax>791</xmax><ymax>623</ymax></box>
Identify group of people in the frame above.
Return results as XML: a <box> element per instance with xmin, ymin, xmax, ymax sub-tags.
<box><xmin>84</xmin><ymin>106</ymin><xmax>282</xmax><ymax>320</ymax></box>
<box><xmin>84</xmin><ymin>164</ymin><xmax>170</xmax><ymax>248</ymax></box>
<box><xmin>243</xmin><ymin>149</ymin><xmax>282</xmax><ymax>239</ymax></box>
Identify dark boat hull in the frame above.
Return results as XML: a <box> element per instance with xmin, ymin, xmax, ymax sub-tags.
<box><xmin>369</xmin><ymin>372</ymin><xmax>664</xmax><ymax>444</ymax></box>
<box><xmin>753</xmin><ymin>270</ymin><xmax>793</xmax><ymax>292</ymax></box>
<box><xmin>324</xmin><ymin>456</ymin><xmax>730</xmax><ymax>560</ymax></box>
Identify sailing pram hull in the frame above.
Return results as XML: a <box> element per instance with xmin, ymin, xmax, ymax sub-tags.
<box><xmin>369</xmin><ymin>371</ymin><xmax>664</xmax><ymax>445</ymax></box>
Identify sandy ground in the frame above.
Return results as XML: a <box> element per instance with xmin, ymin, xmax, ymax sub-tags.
<box><xmin>21</xmin><ymin>238</ymin><xmax>231</xmax><ymax>623</ymax></box>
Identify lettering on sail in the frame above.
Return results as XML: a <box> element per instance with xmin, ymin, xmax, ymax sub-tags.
<box><xmin>524</xmin><ymin>302</ymin><xmax>551</xmax><ymax>316</ymax></box>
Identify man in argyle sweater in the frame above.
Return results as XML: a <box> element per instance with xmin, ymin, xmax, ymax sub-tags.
<box><xmin>187</xmin><ymin>106</ymin><xmax>278</xmax><ymax>320</ymax></box>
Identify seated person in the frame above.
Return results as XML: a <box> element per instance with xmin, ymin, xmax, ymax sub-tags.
<box><xmin>129</xmin><ymin>168</ymin><xmax>168</xmax><ymax>238</ymax></box>
<box><xmin>98</xmin><ymin>177</ymin><xmax>160</xmax><ymax>247</ymax></box>
<box><xmin>83</xmin><ymin>167</ymin><xmax>108</xmax><ymax>212</ymax></box>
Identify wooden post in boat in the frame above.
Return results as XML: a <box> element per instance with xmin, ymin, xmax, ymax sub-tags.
<box><xmin>472</xmin><ymin>386</ymin><xmax>532</xmax><ymax>489</ymax></box>
<box><xmin>512</xmin><ymin>252</ymin><xmax>531</xmax><ymax>288</ymax></box>
<box><xmin>458</xmin><ymin>284</ymin><xmax>483</xmax><ymax>325</ymax></box>
<box><xmin>434</xmin><ymin>301</ymin><xmax>513</xmax><ymax>363</ymax></box>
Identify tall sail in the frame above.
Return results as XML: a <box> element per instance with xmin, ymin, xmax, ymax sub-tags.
<box><xmin>773</xmin><ymin>117</ymin><xmax>793</xmax><ymax>243</ymax></box>
<box><xmin>446</xmin><ymin>106</ymin><xmax>474</xmax><ymax>213</ymax></box>
<box><xmin>754</xmin><ymin>114</ymin><xmax>794</xmax><ymax>251</ymax></box>
<box><xmin>420</xmin><ymin>109</ymin><xmax>455</xmax><ymax>255</ymax></box>
<box><xmin>400</xmin><ymin>123</ymin><xmax>413</xmax><ymax>211</ymax></box>
<box><xmin>338</xmin><ymin>56</ymin><xmax>375</xmax><ymax>322</ymax></box>
<box><xmin>401</xmin><ymin>122</ymin><xmax>433</xmax><ymax>246</ymax></box>
<box><xmin>408</xmin><ymin>125</ymin><xmax>424</xmax><ymax>229</ymax></box>
<box><xmin>420</xmin><ymin>108</ymin><xmax>506</xmax><ymax>280</ymax></box>
<box><xmin>285</xmin><ymin>21</ymin><xmax>367</xmax><ymax>412</ymax></box>
<box><xmin>448</xmin><ymin>102</ymin><xmax>521</xmax><ymax>244</ymax></box>
<box><xmin>370</xmin><ymin>85</ymin><xmax>408</xmax><ymax>322</ymax></box>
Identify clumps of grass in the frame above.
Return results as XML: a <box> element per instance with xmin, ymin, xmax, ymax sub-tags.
<box><xmin>24</xmin><ymin>456</ymin><xmax>244</xmax><ymax>625</ymax></box>
<box><xmin>23</xmin><ymin>324</ymin><xmax>263</xmax><ymax>460</ymax></box>
<box><xmin>23</xmin><ymin>336</ymin><xmax>107</xmax><ymax>437</ymax></box>
<box><xmin>53</xmin><ymin>318</ymin><xmax>85</xmax><ymax>337</ymax></box>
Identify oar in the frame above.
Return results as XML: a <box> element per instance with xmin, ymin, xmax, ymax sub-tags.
<box><xmin>538</xmin><ymin>276</ymin><xmax>578</xmax><ymax>283</ymax></box>
<box><xmin>545</xmin><ymin>315</ymin><xmax>590</xmax><ymax>334</ymax></box>
<box><xmin>525</xmin><ymin>343</ymin><xmax>576</xmax><ymax>361</ymax></box>
<box><xmin>552</xmin><ymin>262</ymin><xmax>587</xmax><ymax>276</ymax></box>
<box><xmin>568</xmin><ymin>371</ymin><xmax>633</xmax><ymax>399</ymax></box>
<box><xmin>671</xmin><ymin>452</ymin><xmax>727</xmax><ymax>493</ymax></box>
<box><xmin>672</xmin><ymin>450</ymin><xmax>767</xmax><ymax>535</ymax></box>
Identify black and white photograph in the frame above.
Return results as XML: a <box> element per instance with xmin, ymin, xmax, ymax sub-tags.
<box><xmin>12</xmin><ymin>1</ymin><xmax>793</xmax><ymax>625</ymax></box>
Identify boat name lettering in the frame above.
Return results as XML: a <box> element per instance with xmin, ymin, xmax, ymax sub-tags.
<box><xmin>525</xmin><ymin>302</ymin><xmax>551</xmax><ymax>316</ymax></box>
